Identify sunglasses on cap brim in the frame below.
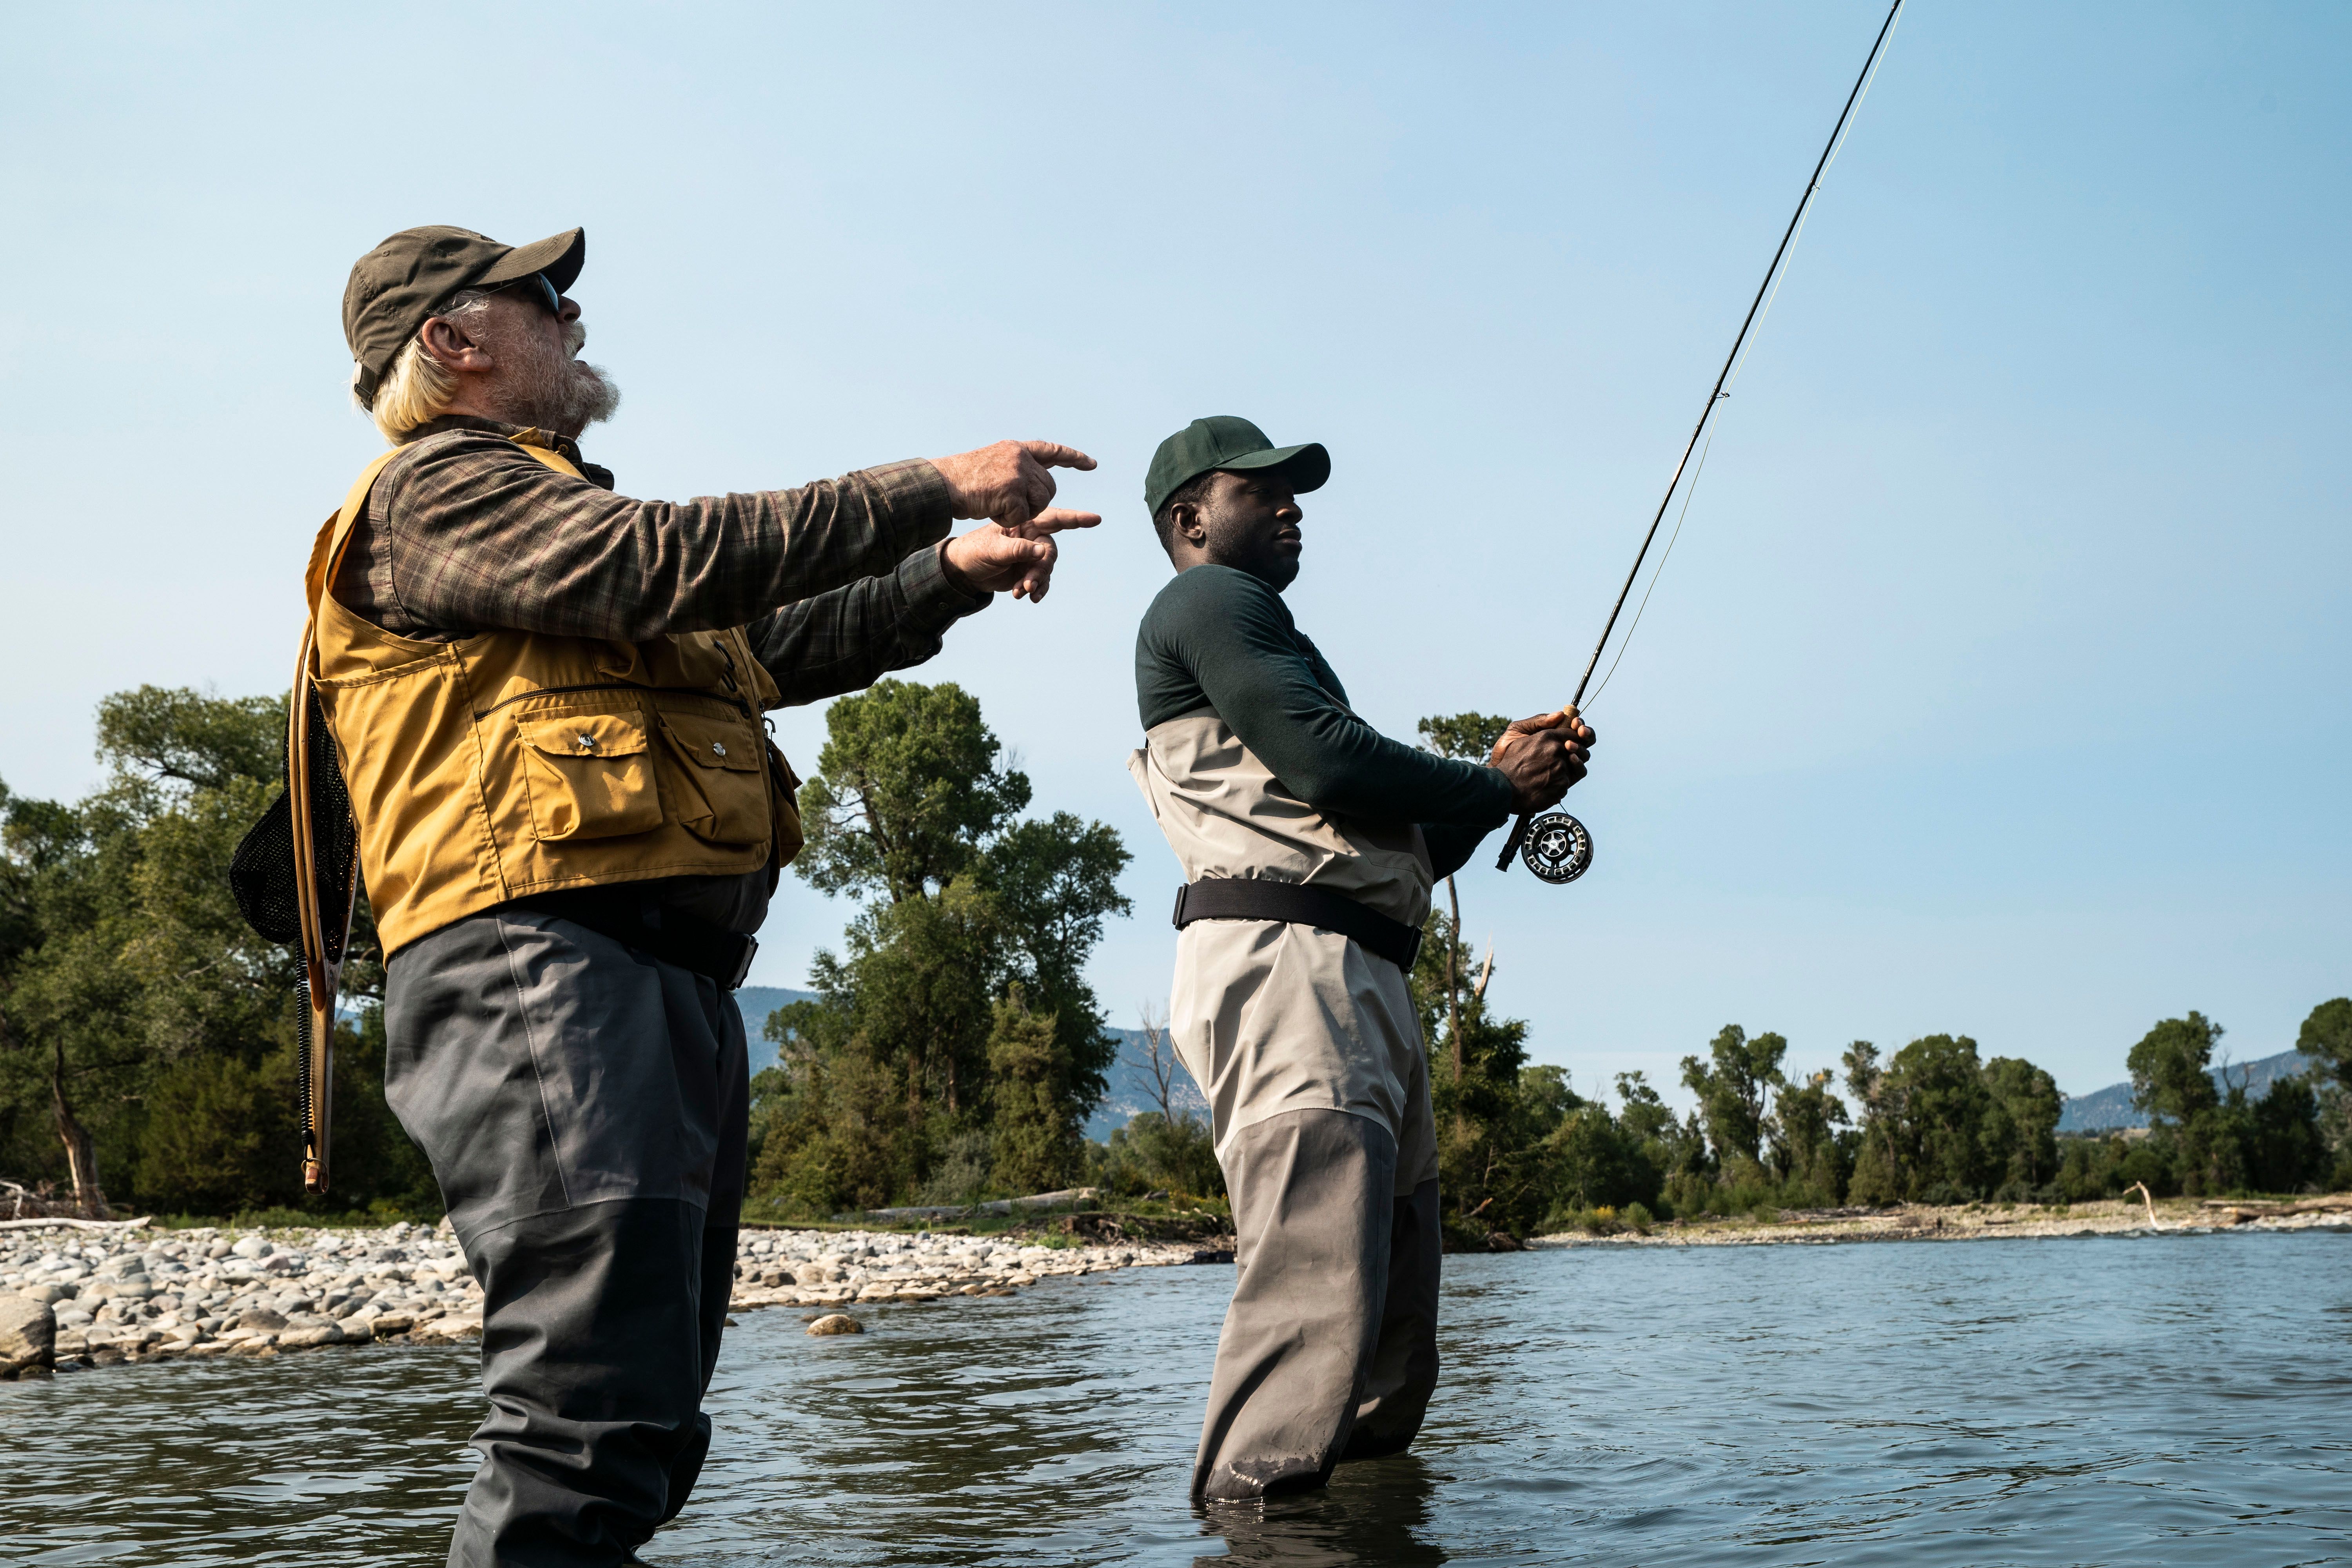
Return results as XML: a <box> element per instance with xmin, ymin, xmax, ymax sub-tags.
<box><xmin>504</xmin><ymin>272</ymin><xmax>562</xmax><ymax>315</ymax></box>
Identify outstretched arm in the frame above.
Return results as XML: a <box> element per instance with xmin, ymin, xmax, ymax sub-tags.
<box><xmin>351</xmin><ymin>434</ymin><xmax>1096</xmax><ymax>641</ymax></box>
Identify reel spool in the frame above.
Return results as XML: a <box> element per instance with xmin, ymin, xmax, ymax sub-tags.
<box><xmin>1520</xmin><ymin>812</ymin><xmax>1593</xmax><ymax>885</ymax></box>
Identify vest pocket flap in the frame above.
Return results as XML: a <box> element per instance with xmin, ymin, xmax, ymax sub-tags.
<box><xmin>518</xmin><ymin>712</ymin><xmax>652</xmax><ymax>761</ymax></box>
<box><xmin>659</xmin><ymin>712</ymin><xmax>760</xmax><ymax>771</ymax></box>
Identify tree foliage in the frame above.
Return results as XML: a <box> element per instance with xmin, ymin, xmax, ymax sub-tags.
<box><xmin>794</xmin><ymin>679</ymin><xmax>1031</xmax><ymax>902</ymax></box>
<box><xmin>0</xmin><ymin>688</ymin><xmax>428</xmax><ymax>1218</ymax></box>
<box><xmin>748</xmin><ymin>681</ymin><xmax>1131</xmax><ymax>1218</ymax></box>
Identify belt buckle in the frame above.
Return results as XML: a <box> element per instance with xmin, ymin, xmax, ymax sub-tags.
<box><xmin>726</xmin><ymin>934</ymin><xmax>758</xmax><ymax>991</ymax></box>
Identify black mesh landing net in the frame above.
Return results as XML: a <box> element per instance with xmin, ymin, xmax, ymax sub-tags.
<box><xmin>228</xmin><ymin>691</ymin><xmax>358</xmax><ymax>956</ymax></box>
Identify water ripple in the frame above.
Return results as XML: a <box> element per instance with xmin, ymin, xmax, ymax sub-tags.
<box><xmin>2</xmin><ymin>1234</ymin><xmax>2348</xmax><ymax>1564</ymax></box>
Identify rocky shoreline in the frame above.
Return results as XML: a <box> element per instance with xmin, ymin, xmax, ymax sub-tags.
<box><xmin>0</xmin><ymin>1220</ymin><xmax>1203</xmax><ymax>1381</ymax></box>
<box><xmin>1533</xmin><ymin>1195</ymin><xmax>2352</xmax><ymax>1248</ymax></box>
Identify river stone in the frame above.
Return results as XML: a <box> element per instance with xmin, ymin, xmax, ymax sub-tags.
<box><xmin>278</xmin><ymin>1323</ymin><xmax>342</xmax><ymax>1350</ymax></box>
<box><xmin>232</xmin><ymin>1237</ymin><xmax>270</xmax><ymax>1259</ymax></box>
<box><xmin>0</xmin><ymin>1295</ymin><xmax>56</xmax><ymax>1377</ymax></box>
<box><xmin>235</xmin><ymin>1308</ymin><xmax>290</xmax><ymax>1334</ymax></box>
<box><xmin>806</xmin><ymin>1313</ymin><xmax>863</xmax><ymax>1336</ymax></box>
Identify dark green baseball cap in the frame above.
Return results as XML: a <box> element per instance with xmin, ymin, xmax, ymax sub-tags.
<box><xmin>343</xmin><ymin>225</ymin><xmax>586</xmax><ymax>406</ymax></box>
<box><xmin>1145</xmin><ymin>416</ymin><xmax>1330</xmax><ymax>517</ymax></box>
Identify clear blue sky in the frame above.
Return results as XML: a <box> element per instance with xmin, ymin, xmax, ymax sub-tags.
<box><xmin>4</xmin><ymin>2</ymin><xmax>2344</xmax><ymax>1102</ymax></box>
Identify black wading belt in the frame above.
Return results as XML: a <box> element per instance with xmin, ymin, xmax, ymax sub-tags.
<box><xmin>1171</xmin><ymin>878</ymin><xmax>1423</xmax><ymax>973</ymax></box>
<box><xmin>512</xmin><ymin>889</ymin><xmax>759</xmax><ymax>991</ymax></box>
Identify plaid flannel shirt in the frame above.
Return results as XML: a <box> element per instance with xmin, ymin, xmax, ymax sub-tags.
<box><xmin>330</xmin><ymin>415</ymin><xmax>987</xmax><ymax>706</ymax></box>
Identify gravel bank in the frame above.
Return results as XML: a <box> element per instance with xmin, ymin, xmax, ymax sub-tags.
<box><xmin>0</xmin><ymin>1221</ymin><xmax>1201</xmax><ymax>1379</ymax></box>
<box><xmin>1534</xmin><ymin>1196</ymin><xmax>2352</xmax><ymax>1248</ymax></box>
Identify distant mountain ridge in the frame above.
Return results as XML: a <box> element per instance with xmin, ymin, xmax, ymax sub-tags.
<box><xmin>732</xmin><ymin>993</ymin><xmax>1205</xmax><ymax>1138</ymax></box>
<box><xmin>1085</xmin><ymin>1027</ymin><xmax>1209</xmax><ymax>1140</ymax></box>
<box><xmin>2058</xmin><ymin>1048</ymin><xmax>2317</xmax><ymax>1132</ymax></box>
<box><xmin>735</xmin><ymin>987</ymin><xmax>818</xmax><ymax>1076</ymax></box>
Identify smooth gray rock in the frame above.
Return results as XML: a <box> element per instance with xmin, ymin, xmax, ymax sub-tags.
<box><xmin>1</xmin><ymin>1296</ymin><xmax>57</xmax><ymax>1377</ymax></box>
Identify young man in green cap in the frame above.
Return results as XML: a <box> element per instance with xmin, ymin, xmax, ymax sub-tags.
<box><xmin>1130</xmin><ymin>416</ymin><xmax>1594</xmax><ymax>1501</ymax></box>
<box><xmin>321</xmin><ymin>223</ymin><xmax>1100</xmax><ymax>1565</ymax></box>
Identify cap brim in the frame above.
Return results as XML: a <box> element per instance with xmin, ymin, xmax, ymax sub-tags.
<box><xmin>480</xmin><ymin>227</ymin><xmax>585</xmax><ymax>293</ymax></box>
<box><xmin>1218</xmin><ymin>441</ymin><xmax>1330</xmax><ymax>494</ymax></box>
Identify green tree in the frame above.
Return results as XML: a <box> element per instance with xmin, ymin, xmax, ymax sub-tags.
<box><xmin>1408</xmin><ymin>914</ymin><xmax>1555</xmax><ymax>1241</ymax></box>
<box><xmin>1767</xmin><ymin>1069</ymin><xmax>1851</xmax><ymax>1206</ymax></box>
<box><xmin>1681</xmin><ymin>1025</ymin><xmax>1786</xmax><ymax>1169</ymax></box>
<box><xmin>1617</xmin><ymin>1069</ymin><xmax>1708</xmax><ymax>1189</ymax></box>
<box><xmin>977</xmin><ymin>811</ymin><xmax>1132</xmax><ymax>1117</ymax></box>
<box><xmin>1980</xmin><ymin>1055</ymin><xmax>2062</xmax><ymax>1196</ymax></box>
<box><xmin>2298</xmin><ymin>997</ymin><xmax>2352</xmax><ymax>1091</ymax></box>
<box><xmin>2128</xmin><ymin>1012</ymin><xmax>2223</xmax><ymax>1125</ymax></box>
<box><xmin>985</xmin><ymin>988</ymin><xmax>1083</xmax><ymax>1195</ymax></box>
<box><xmin>1</xmin><ymin>687</ymin><xmax>416</xmax><ymax>1218</ymax></box>
<box><xmin>794</xmin><ymin>680</ymin><xmax>1030</xmax><ymax>902</ymax></box>
<box><xmin>1842</xmin><ymin>1035</ymin><xmax>2001</xmax><ymax>1203</ymax></box>
<box><xmin>759</xmin><ymin>681</ymin><xmax>1131</xmax><ymax>1210</ymax></box>
<box><xmin>749</xmin><ymin>999</ymin><xmax>918</xmax><ymax>1216</ymax></box>
<box><xmin>2245</xmin><ymin>1074</ymin><xmax>2327</xmax><ymax>1192</ymax></box>
<box><xmin>1415</xmin><ymin>711</ymin><xmax>1510</xmax><ymax>1084</ymax></box>
<box><xmin>2128</xmin><ymin>1012</ymin><xmax>2234</xmax><ymax>1194</ymax></box>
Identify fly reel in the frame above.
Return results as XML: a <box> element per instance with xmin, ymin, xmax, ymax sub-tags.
<box><xmin>1520</xmin><ymin>811</ymin><xmax>1592</xmax><ymax>885</ymax></box>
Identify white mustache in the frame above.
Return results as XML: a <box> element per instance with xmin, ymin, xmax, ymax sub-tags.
<box><xmin>564</xmin><ymin>319</ymin><xmax>587</xmax><ymax>358</ymax></box>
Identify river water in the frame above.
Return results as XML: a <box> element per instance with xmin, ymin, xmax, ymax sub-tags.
<box><xmin>4</xmin><ymin>1231</ymin><xmax>2348</xmax><ymax>1565</ymax></box>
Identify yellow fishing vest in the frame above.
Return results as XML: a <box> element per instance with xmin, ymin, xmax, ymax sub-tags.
<box><xmin>302</xmin><ymin>433</ymin><xmax>804</xmax><ymax>955</ymax></box>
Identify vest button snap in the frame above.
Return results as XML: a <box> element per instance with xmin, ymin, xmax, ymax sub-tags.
<box><xmin>575</xmin><ymin>733</ymin><xmax>598</xmax><ymax>752</ymax></box>
<box><xmin>711</xmin><ymin>742</ymin><xmax>728</xmax><ymax>758</ymax></box>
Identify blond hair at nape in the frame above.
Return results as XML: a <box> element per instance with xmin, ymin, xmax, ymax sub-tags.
<box><xmin>354</xmin><ymin>290</ymin><xmax>490</xmax><ymax>445</ymax></box>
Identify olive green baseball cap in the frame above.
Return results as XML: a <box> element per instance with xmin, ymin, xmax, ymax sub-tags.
<box><xmin>1145</xmin><ymin>416</ymin><xmax>1330</xmax><ymax>517</ymax></box>
<box><xmin>343</xmin><ymin>225</ymin><xmax>585</xmax><ymax>405</ymax></box>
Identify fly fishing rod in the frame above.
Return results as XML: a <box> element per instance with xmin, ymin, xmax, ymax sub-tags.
<box><xmin>1501</xmin><ymin>0</ymin><xmax>1905</xmax><ymax>884</ymax></box>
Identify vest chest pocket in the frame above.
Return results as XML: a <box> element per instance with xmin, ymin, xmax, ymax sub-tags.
<box><xmin>516</xmin><ymin>711</ymin><xmax>663</xmax><ymax>842</ymax></box>
<box><xmin>657</xmin><ymin>710</ymin><xmax>769</xmax><ymax>847</ymax></box>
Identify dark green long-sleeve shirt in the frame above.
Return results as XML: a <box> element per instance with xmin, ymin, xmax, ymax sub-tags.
<box><xmin>1135</xmin><ymin>565</ymin><xmax>1513</xmax><ymax>879</ymax></box>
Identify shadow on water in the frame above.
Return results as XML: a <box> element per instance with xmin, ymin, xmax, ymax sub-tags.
<box><xmin>3</xmin><ymin>1232</ymin><xmax>2349</xmax><ymax>1566</ymax></box>
<box><xmin>1195</xmin><ymin>1454</ymin><xmax>1448</xmax><ymax>1566</ymax></box>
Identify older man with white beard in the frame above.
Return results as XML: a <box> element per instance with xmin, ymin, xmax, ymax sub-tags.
<box><xmin>322</xmin><ymin>225</ymin><xmax>1098</xmax><ymax>1566</ymax></box>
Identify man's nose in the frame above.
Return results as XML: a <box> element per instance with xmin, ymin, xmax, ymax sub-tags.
<box><xmin>557</xmin><ymin>295</ymin><xmax>583</xmax><ymax>324</ymax></box>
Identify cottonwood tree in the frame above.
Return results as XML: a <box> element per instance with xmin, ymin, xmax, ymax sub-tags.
<box><xmin>1681</xmin><ymin>1025</ymin><xmax>1787</xmax><ymax>1171</ymax></box>
<box><xmin>764</xmin><ymin>680</ymin><xmax>1131</xmax><ymax>1210</ymax></box>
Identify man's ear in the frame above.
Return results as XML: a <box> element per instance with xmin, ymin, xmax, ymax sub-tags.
<box><xmin>418</xmin><ymin>314</ymin><xmax>496</xmax><ymax>375</ymax></box>
<box><xmin>1167</xmin><ymin>500</ymin><xmax>1206</xmax><ymax>546</ymax></box>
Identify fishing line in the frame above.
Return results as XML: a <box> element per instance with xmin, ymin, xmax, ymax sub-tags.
<box><xmin>1583</xmin><ymin>428</ymin><xmax>1713</xmax><ymax>710</ymax></box>
<box><xmin>1501</xmin><ymin>0</ymin><xmax>1907</xmax><ymax>885</ymax></box>
<box><xmin>1581</xmin><ymin>0</ymin><xmax>1905</xmax><ymax>716</ymax></box>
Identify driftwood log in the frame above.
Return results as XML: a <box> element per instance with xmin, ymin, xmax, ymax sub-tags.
<box><xmin>0</xmin><ymin>1214</ymin><xmax>152</xmax><ymax>1232</ymax></box>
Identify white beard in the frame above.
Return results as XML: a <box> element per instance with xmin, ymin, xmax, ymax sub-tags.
<box><xmin>512</xmin><ymin>316</ymin><xmax>620</xmax><ymax>435</ymax></box>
